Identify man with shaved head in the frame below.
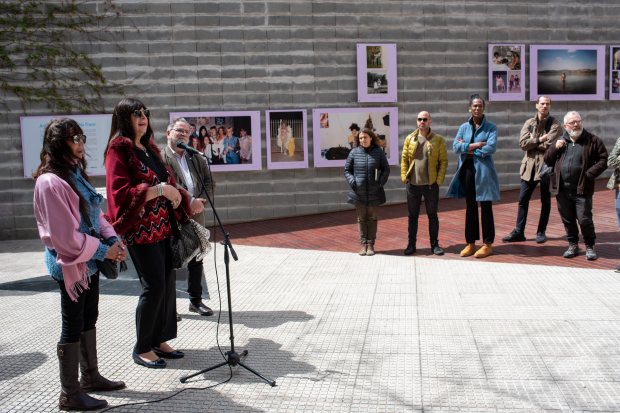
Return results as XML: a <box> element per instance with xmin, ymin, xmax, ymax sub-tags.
<box><xmin>401</xmin><ymin>111</ymin><xmax>448</xmax><ymax>256</ymax></box>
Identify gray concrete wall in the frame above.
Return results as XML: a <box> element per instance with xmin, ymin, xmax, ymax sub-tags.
<box><xmin>2</xmin><ymin>0</ymin><xmax>619</xmax><ymax>240</ymax></box>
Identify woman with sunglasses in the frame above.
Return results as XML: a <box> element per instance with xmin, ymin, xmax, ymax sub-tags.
<box><xmin>33</xmin><ymin>118</ymin><xmax>126</xmax><ymax>411</ymax></box>
<box><xmin>104</xmin><ymin>98</ymin><xmax>191</xmax><ymax>369</ymax></box>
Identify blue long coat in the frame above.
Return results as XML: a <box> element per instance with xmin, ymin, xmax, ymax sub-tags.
<box><xmin>446</xmin><ymin>115</ymin><xmax>501</xmax><ymax>202</ymax></box>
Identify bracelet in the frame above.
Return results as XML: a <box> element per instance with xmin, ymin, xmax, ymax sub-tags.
<box><xmin>156</xmin><ymin>183</ymin><xmax>163</xmax><ymax>197</ymax></box>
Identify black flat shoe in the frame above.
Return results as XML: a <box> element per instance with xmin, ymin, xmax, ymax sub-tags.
<box><xmin>153</xmin><ymin>348</ymin><xmax>185</xmax><ymax>359</ymax></box>
<box><xmin>189</xmin><ymin>301</ymin><xmax>214</xmax><ymax>316</ymax></box>
<box><xmin>132</xmin><ymin>352</ymin><xmax>166</xmax><ymax>368</ymax></box>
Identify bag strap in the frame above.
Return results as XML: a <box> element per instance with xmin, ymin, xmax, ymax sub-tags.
<box><xmin>530</xmin><ymin>116</ymin><xmax>555</xmax><ymax>135</ymax></box>
<box><xmin>413</xmin><ymin>139</ymin><xmax>428</xmax><ymax>160</ymax></box>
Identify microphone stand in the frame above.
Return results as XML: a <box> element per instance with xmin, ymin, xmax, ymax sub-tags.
<box><xmin>179</xmin><ymin>151</ymin><xmax>275</xmax><ymax>387</ymax></box>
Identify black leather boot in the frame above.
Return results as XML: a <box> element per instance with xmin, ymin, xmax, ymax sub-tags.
<box><xmin>79</xmin><ymin>328</ymin><xmax>126</xmax><ymax>393</ymax></box>
<box><xmin>58</xmin><ymin>342</ymin><xmax>108</xmax><ymax>411</ymax></box>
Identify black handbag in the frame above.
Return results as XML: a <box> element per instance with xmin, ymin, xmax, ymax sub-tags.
<box><xmin>168</xmin><ymin>205</ymin><xmax>202</xmax><ymax>270</ymax></box>
<box><xmin>82</xmin><ymin>213</ymin><xmax>127</xmax><ymax>279</ymax></box>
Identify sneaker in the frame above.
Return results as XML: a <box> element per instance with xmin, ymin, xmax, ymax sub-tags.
<box><xmin>563</xmin><ymin>244</ymin><xmax>579</xmax><ymax>258</ymax></box>
<box><xmin>460</xmin><ymin>243</ymin><xmax>476</xmax><ymax>257</ymax></box>
<box><xmin>535</xmin><ymin>232</ymin><xmax>547</xmax><ymax>244</ymax></box>
<box><xmin>502</xmin><ymin>229</ymin><xmax>526</xmax><ymax>243</ymax></box>
<box><xmin>404</xmin><ymin>241</ymin><xmax>416</xmax><ymax>255</ymax></box>
<box><xmin>585</xmin><ymin>245</ymin><xmax>597</xmax><ymax>261</ymax></box>
<box><xmin>366</xmin><ymin>244</ymin><xmax>375</xmax><ymax>256</ymax></box>
<box><xmin>474</xmin><ymin>243</ymin><xmax>492</xmax><ymax>258</ymax></box>
<box><xmin>359</xmin><ymin>244</ymin><xmax>367</xmax><ymax>256</ymax></box>
<box><xmin>430</xmin><ymin>241</ymin><xmax>444</xmax><ymax>256</ymax></box>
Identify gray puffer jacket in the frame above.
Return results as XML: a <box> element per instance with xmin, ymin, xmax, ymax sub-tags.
<box><xmin>344</xmin><ymin>144</ymin><xmax>390</xmax><ymax>207</ymax></box>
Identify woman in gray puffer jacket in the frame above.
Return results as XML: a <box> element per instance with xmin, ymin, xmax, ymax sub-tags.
<box><xmin>344</xmin><ymin>128</ymin><xmax>390</xmax><ymax>256</ymax></box>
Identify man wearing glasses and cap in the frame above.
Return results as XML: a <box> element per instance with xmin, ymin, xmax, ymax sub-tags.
<box><xmin>543</xmin><ymin>111</ymin><xmax>608</xmax><ymax>260</ymax></box>
<box><xmin>401</xmin><ymin>111</ymin><xmax>448</xmax><ymax>256</ymax></box>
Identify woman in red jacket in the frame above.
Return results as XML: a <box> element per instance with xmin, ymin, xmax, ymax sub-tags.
<box><xmin>104</xmin><ymin>98</ymin><xmax>191</xmax><ymax>369</ymax></box>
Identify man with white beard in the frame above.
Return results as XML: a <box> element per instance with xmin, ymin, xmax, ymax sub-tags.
<box><xmin>543</xmin><ymin>111</ymin><xmax>608</xmax><ymax>260</ymax></box>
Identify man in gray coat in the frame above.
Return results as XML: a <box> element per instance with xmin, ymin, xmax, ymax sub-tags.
<box><xmin>163</xmin><ymin>117</ymin><xmax>216</xmax><ymax>317</ymax></box>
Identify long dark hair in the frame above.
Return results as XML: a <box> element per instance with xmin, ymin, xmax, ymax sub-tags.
<box><xmin>353</xmin><ymin>128</ymin><xmax>386</xmax><ymax>148</ymax></box>
<box><xmin>104</xmin><ymin>97</ymin><xmax>160</xmax><ymax>162</ymax></box>
<box><xmin>33</xmin><ymin>118</ymin><xmax>91</xmax><ymax>216</ymax></box>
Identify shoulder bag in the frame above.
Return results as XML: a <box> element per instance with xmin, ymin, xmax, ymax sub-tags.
<box><xmin>169</xmin><ymin>205</ymin><xmax>212</xmax><ymax>269</ymax></box>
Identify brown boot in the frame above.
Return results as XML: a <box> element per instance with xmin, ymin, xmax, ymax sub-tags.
<box><xmin>359</xmin><ymin>244</ymin><xmax>367</xmax><ymax>255</ymax></box>
<box><xmin>460</xmin><ymin>243</ymin><xmax>476</xmax><ymax>257</ymax></box>
<box><xmin>58</xmin><ymin>342</ymin><xmax>108</xmax><ymax>411</ymax></box>
<box><xmin>79</xmin><ymin>329</ymin><xmax>126</xmax><ymax>393</ymax></box>
<box><xmin>474</xmin><ymin>243</ymin><xmax>492</xmax><ymax>258</ymax></box>
<box><xmin>366</xmin><ymin>244</ymin><xmax>375</xmax><ymax>256</ymax></box>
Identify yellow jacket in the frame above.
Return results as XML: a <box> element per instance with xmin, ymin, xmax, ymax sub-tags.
<box><xmin>401</xmin><ymin>129</ymin><xmax>448</xmax><ymax>184</ymax></box>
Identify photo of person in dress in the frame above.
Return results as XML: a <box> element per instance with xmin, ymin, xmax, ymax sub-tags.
<box><xmin>493</xmin><ymin>71</ymin><xmax>507</xmax><ymax>93</ymax></box>
<box><xmin>367</xmin><ymin>70</ymin><xmax>388</xmax><ymax>95</ymax></box>
<box><xmin>366</xmin><ymin>46</ymin><xmax>387</xmax><ymax>69</ymax></box>
<box><xmin>268</xmin><ymin>111</ymin><xmax>305</xmax><ymax>163</ymax></box>
<box><xmin>537</xmin><ymin>49</ymin><xmax>598</xmax><ymax>95</ymax></box>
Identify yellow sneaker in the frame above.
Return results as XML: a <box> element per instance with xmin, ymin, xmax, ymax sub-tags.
<box><xmin>460</xmin><ymin>243</ymin><xmax>476</xmax><ymax>257</ymax></box>
<box><xmin>474</xmin><ymin>243</ymin><xmax>492</xmax><ymax>258</ymax></box>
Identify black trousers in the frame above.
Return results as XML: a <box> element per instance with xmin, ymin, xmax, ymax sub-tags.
<box><xmin>556</xmin><ymin>188</ymin><xmax>596</xmax><ymax>246</ymax></box>
<box><xmin>406</xmin><ymin>182</ymin><xmax>440</xmax><ymax>243</ymax></box>
<box><xmin>56</xmin><ymin>274</ymin><xmax>99</xmax><ymax>344</ymax></box>
<box><xmin>187</xmin><ymin>255</ymin><xmax>203</xmax><ymax>302</ymax></box>
<box><xmin>515</xmin><ymin>178</ymin><xmax>551</xmax><ymax>233</ymax></box>
<box><xmin>459</xmin><ymin>158</ymin><xmax>495</xmax><ymax>244</ymax></box>
<box><xmin>128</xmin><ymin>238</ymin><xmax>177</xmax><ymax>354</ymax></box>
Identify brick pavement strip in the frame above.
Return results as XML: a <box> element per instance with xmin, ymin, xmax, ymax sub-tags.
<box><xmin>1</xmin><ymin>242</ymin><xmax>620</xmax><ymax>412</ymax></box>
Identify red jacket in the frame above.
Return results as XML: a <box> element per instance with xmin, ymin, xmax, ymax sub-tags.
<box><xmin>104</xmin><ymin>136</ymin><xmax>191</xmax><ymax>240</ymax></box>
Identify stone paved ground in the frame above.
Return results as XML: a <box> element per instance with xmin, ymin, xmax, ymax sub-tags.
<box><xmin>2</xmin><ymin>239</ymin><xmax>620</xmax><ymax>412</ymax></box>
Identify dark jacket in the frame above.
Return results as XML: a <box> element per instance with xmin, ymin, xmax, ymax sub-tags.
<box><xmin>344</xmin><ymin>144</ymin><xmax>390</xmax><ymax>207</ymax></box>
<box><xmin>543</xmin><ymin>129</ymin><xmax>608</xmax><ymax>196</ymax></box>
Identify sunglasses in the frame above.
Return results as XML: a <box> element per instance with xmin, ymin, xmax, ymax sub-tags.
<box><xmin>132</xmin><ymin>109</ymin><xmax>150</xmax><ymax>118</ymax></box>
<box><xmin>417</xmin><ymin>118</ymin><xmax>429</xmax><ymax>122</ymax></box>
<box><xmin>66</xmin><ymin>134</ymin><xmax>87</xmax><ymax>144</ymax></box>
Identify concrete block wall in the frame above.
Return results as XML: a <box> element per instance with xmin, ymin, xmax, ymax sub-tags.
<box><xmin>1</xmin><ymin>0</ymin><xmax>619</xmax><ymax>239</ymax></box>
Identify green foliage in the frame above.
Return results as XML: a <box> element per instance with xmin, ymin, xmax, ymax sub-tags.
<box><xmin>0</xmin><ymin>0</ymin><xmax>124</xmax><ymax>115</ymax></box>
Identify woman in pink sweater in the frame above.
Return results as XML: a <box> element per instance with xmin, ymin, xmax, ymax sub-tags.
<box><xmin>33</xmin><ymin>118</ymin><xmax>127</xmax><ymax>411</ymax></box>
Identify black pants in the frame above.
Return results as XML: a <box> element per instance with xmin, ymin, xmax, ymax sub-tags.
<box><xmin>460</xmin><ymin>158</ymin><xmax>495</xmax><ymax>244</ymax></box>
<box><xmin>128</xmin><ymin>238</ymin><xmax>177</xmax><ymax>354</ymax></box>
<box><xmin>187</xmin><ymin>255</ymin><xmax>203</xmax><ymax>303</ymax></box>
<box><xmin>406</xmin><ymin>183</ymin><xmax>440</xmax><ymax>243</ymax></box>
<box><xmin>516</xmin><ymin>178</ymin><xmax>551</xmax><ymax>233</ymax></box>
<box><xmin>556</xmin><ymin>188</ymin><xmax>596</xmax><ymax>246</ymax></box>
<box><xmin>56</xmin><ymin>274</ymin><xmax>99</xmax><ymax>344</ymax></box>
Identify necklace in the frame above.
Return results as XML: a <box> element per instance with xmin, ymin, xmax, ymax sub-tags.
<box><xmin>136</xmin><ymin>145</ymin><xmax>149</xmax><ymax>157</ymax></box>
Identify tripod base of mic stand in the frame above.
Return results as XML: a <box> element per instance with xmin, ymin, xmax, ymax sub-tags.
<box><xmin>179</xmin><ymin>349</ymin><xmax>276</xmax><ymax>387</ymax></box>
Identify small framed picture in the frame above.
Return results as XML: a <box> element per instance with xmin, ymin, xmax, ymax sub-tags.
<box><xmin>312</xmin><ymin>107</ymin><xmax>399</xmax><ymax>168</ymax></box>
<box><xmin>610</xmin><ymin>46</ymin><xmax>620</xmax><ymax>100</ymax></box>
<box><xmin>530</xmin><ymin>45</ymin><xmax>605</xmax><ymax>101</ymax></box>
<box><xmin>265</xmin><ymin>109</ymin><xmax>308</xmax><ymax>170</ymax></box>
<box><xmin>169</xmin><ymin>111</ymin><xmax>261</xmax><ymax>172</ymax></box>
<box><xmin>357</xmin><ymin>44</ymin><xmax>397</xmax><ymax>103</ymax></box>
<box><xmin>488</xmin><ymin>44</ymin><xmax>525</xmax><ymax>101</ymax></box>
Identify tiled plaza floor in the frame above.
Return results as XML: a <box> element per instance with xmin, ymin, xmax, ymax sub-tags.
<box><xmin>2</xmin><ymin>233</ymin><xmax>620</xmax><ymax>412</ymax></box>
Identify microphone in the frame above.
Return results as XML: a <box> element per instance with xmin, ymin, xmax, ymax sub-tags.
<box><xmin>176</xmin><ymin>140</ymin><xmax>204</xmax><ymax>156</ymax></box>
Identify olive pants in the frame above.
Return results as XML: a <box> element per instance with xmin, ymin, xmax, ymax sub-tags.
<box><xmin>355</xmin><ymin>206</ymin><xmax>379</xmax><ymax>244</ymax></box>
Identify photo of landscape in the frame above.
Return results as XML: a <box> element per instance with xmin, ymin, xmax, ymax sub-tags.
<box><xmin>536</xmin><ymin>49</ymin><xmax>598</xmax><ymax>95</ymax></box>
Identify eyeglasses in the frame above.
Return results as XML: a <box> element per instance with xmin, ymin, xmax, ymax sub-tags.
<box><xmin>417</xmin><ymin>118</ymin><xmax>429</xmax><ymax>122</ymax></box>
<box><xmin>66</xmin><ymin>134</ymin><xmax>87</xmax><ymax>144</ymax></box>
<box><xmin>172</xmin><ymin>128</ymin><xmax>190</xmax><ymax>135</ymax></box>
<box><xmin>132</xmin><ymin>109</ymin><xmax>150</xmax><ymax>118</ymax></box>
<box><xmin>566</xmin><ymin>120</ymin><xmax>582</xmax><ymax>127</ymax></box>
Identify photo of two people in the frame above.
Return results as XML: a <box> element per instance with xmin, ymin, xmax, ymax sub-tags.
<box><xmin>366</xmin><ymin>46</ymin><xmax>388</xmax><ymax>95</ymax></box>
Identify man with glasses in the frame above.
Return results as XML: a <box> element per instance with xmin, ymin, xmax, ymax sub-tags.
<box><xmin>503</xmin><ymin>96</ymin><xmax>561</xmax><ymax>244</ymax></box>
<box><xmin>163</xmin><ymin>117</ymin><xmax>216</xmax><ymax>317</ymax></box>
<box><xmin>543</xmin><ymin>111</ymin><xmax>608</xmax><ymax>260</ymax></box>
<box><xmin>401</xmin><ymin>111</ymin><xmax>448</xmax><ymax>256</ymax></box>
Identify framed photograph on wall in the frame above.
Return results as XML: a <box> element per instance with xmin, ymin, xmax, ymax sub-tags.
<box><xmin>312</xmin><ymin>107</ymin><xmax>399</xmax><ymax>168</ymax></box>
<box><xmin>169</xmin><ymin>111</ymin><xmax>261</xmax><ymax>172</ymax></box>
<box><xmin>530</xmin><ymin>45</ymin><xmax>605</xmax><ymax>101</ymax></box>
<box><xmin>488</xmin><ymin>44</ymin><xmax>525</xmax><ymax>101</ymax></box>
<box><xmin>265</xmin><ymin>110</ymin><xmax>308</xmax><ymax>170</ymax></box>
<box><xmin>356</xmin><ymin>44</ymin><xmax>397</xmax><ymax>103</ymax></box>
<box><xmin>610</xmin><ymin>46</ymin><xmax>620</xmax><ymax>100</ymax></box>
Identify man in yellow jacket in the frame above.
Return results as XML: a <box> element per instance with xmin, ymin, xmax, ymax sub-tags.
<box><xmin>401</xmin><ymin>111</ymin><xmax>448</xmax><ymax>256</ymax></box>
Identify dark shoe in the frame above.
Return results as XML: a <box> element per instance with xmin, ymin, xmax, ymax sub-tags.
<box><xmin>431</xmin><ymin>241</ymin><xmax>444</xmax><ymax>256</ymax></box>
<box><xmin>502</xmin><ymin>229</ymin><xmax>526</xmax><ymax>243</ymax></box>
<box><xmin>535</xmin><ymin>232</ymin><xmax>547</xmax><ymax>244</ymax></box>
<box><xmin>132</xmin><ymin>352</ymin><xmax>166</xmax><ymax>369</ymax></box>
<box><xmin>404</xmin><ymin>241</ymin><xmax>416</xmax><ymax>255</ymax></box>
<box><xmin>176</xmin><ymin>312</ymin><xmax>182</xmax><ymax>322</ymax></box>
<box><xmin>615</xmin><ymin>263</ymin><xmax>620</xmax><ymax>273</ymax></box>
<box><xmin>366</xmin><ymin>244</ymin><xmax>375</xmax><ymax>256</ymax></box>
<box><xmin>58</xmin><ymin>342</ymin><xmax>108</xmax><ymax>411</ymax></box>
<box><xmin>563</xmin><ymin>244</ymin><xmax>580</xmax><ymax>258</ymax></box>
<box><xmin>189</xmin><ymin>301</ymin><xmax>214</xmax><ymax>316</ymax></box>
<box><xmin>79</xmin><ymin>329</ymin><xmax>126</xmax><ymax>393</ymax></box>
<box><xmin>153</xmin><ymin>347</ymin><xmax>185</xmax><ymax>359</ymax></box>
<box><xmin>585</xmin><ymin>245</ymin><xmax>598</xmax><ymax>261</ymax></box>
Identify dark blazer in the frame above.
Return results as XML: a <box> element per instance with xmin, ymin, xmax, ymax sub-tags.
<box><xmin>162</xmin><ymin>145</ymin><xmax>215</xmax><ymax>226</ymax></box>
<box><xmin>543</xmin><ymin>129</ymin><xmax>608</xmax><ymax>197</ymax></box>
<box><xmin>344</xmin><ymin>144</ymin><xmax>390</xmax><ymax>207</ymax></box>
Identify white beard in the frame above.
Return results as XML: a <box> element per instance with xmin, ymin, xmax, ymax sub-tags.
<box><xmin>568</xmin><ymin>127</ymin><xmax>583</xmax><ymax>138</ymax></box>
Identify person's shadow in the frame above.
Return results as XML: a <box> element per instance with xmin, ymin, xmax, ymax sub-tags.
<box><xmin>0</xmin><ymin>348</ymin><xmax>48</xmax><ymax>382</ymax></box>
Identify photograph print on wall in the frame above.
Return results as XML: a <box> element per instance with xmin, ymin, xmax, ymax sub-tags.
<box><xmin>265</xmin><ymin>110</ymin><xmax>308</xmax><ymax>170</ymax></box>
<box><xmin>357</xmin><ymin>44</ymin><xmax>397</xmax><ymax>103</ymax></box>
<box><xmin>610</xmin><ymin>46</ymin><xmax>620</xmax><ymax>100</ymax></box>
<box><xmin>488</xmin><ymin>44</ymin><xmax>525</xmax><ymax>101</ymax></box>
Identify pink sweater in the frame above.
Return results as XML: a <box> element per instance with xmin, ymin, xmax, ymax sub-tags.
<box><xmin>33</xmin><ymin>173</ymin><xmax>118</xmax><ymax>301</ymax></box>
